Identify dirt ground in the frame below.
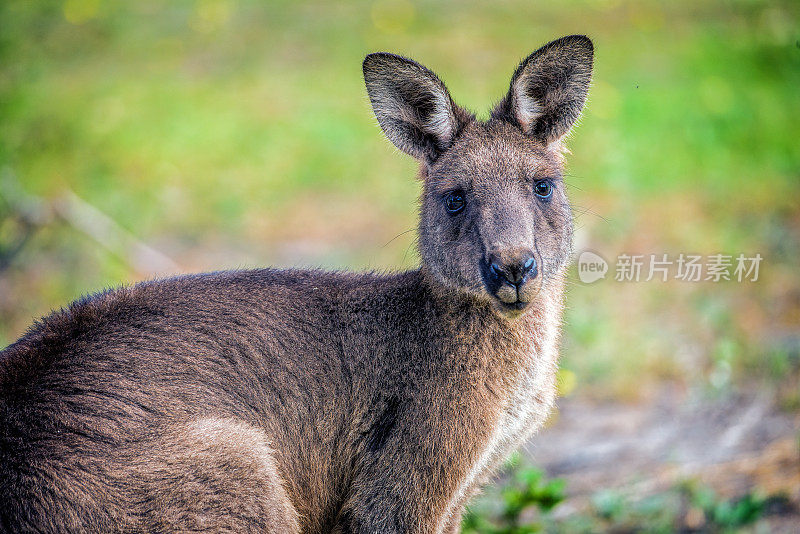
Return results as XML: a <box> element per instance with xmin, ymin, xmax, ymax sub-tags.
<box><xmin>526</xmin><ymin>385</ymin><xmax>800</xmax><ymax>530</ymax></box>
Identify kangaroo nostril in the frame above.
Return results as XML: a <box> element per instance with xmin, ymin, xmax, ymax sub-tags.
<box><xmin>521</xmin><ymin>255</ymin><xmax>538</xmax><ymax>281</ymax></box>
<box><xmin>523</xmin><ymin>257</ymin><xmax>535</xmax><ymax>271</ymax></box>
<box><xmin>487</xmin><ymin>253</ymin><xmax>537</xmax><ymax>288</ymax></box>
<box><xmin>490</xmin><ymin>262</ymin><xmax>504</xmax><ymax>278</ymax></box>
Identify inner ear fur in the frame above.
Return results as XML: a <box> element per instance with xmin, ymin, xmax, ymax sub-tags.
<box><xmin>492</xmin><ymin>35</ymin><xmax>594</xmax><ymax>147</ymax></box>
<box><xmin>363</xmin><ymin>53</ymin><xmax>471</xmax><ymax>163</ymax></box>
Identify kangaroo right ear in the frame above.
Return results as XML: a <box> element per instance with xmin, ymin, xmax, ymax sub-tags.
<box><xmin>493</xmin><ymin>35</ymin><xmax>594</xmax><ymax>147</ymax></box>
<box><xmin>363</xmin><ymin>53</ymin><xmax>468</xmax><ymax>164</ymax></box>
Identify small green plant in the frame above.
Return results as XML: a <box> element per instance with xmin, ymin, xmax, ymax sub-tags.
<box><xmin>590</xmin><ymin>489</ymin><xmax>625</xmax><ymax>522</ymax></box>
<box><xmin>584</xmin><ymin>488</ymin><xmax>679</xmax><ymax>533</ymax></box>
<box><xmin>587</xmin><ymin>482</ymin><xmax>774</xmax><ymax>532</ymax></box>
<box><xmin>683</xmin><ymin>481</ymin><xmax>769</xmax><ymax>530</ymax></box>
<box><xmin>462</xmin><ymin>454</ymin><xmax>565</xmax><ymax>534</ymax></box>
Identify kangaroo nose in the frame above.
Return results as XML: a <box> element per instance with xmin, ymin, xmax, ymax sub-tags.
<box><xmin>488</xmin><ymin>253</ymin><xmax>537</xmax><ymax>287</ymax></box>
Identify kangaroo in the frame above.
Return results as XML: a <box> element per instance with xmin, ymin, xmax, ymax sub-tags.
<box><xmin>0</xmin><ymin>35</ymin><xmax>593</xmax><ymax>533</ymax></box>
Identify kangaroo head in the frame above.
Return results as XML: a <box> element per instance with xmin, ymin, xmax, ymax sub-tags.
<box><xmin>363</xmin><ymin>35</ymin><xmax>593</xmax><ymax>315</ymax></box>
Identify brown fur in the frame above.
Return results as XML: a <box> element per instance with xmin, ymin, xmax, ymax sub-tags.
<box><xmin>0</xmin><ymin>35</ymin><xmax>593</xmax><ymax>533</ymax></box>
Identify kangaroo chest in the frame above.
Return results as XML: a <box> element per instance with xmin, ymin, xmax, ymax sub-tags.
<box><xmin>443</xmin><ymin>313</ymin><xmax>560</xmax><ymax>529</ymax></box>
<box><xmin>502</xmin><ymin>325</ymin><xmax>559</xmax><ymax>443</ymax></box>
<box><xmin>487</xmin><ymin>333</ymin><xmax>558</xmax><ymax>469</ymax></box>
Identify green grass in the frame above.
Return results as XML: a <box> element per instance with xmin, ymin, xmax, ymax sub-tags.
<box><xmin>1</xmin><ymin>0</ymin><xmax>799</xmax><ymax>389</ymax></box>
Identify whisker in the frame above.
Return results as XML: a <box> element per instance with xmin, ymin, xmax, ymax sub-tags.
<box><xmin>382</xmin><ymin>227</ymin><xmax>416</xmax><ymax>249</ymax></box>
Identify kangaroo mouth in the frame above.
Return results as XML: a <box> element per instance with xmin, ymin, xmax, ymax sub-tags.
<box><xmin>496</xmin><ymin>299</ymin><xmax>530</xmax><ymax>311</ymax></box>
<box><xmin>479</xmin><ymin>258</ymin><xmax>541</xmax><ymax>313</ymax></box>
<box><xmin>482</xmin><ymin>283</ymin><xmax>539</xmax><ymax>315</ymax></box>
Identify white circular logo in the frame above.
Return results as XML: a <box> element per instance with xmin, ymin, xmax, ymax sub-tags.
<box><xmin>577</xmin><ymin>251</ymin><xmax>608</xmax><ymax>284</ymax></box>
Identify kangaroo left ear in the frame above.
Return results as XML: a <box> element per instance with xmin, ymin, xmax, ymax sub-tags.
<box><xmin>363</xmin><ymin>53</ymin><xmax>470</xmax><ymax>164</ymax></box>
<box><xmin>493</xmin><ymin>35</ymin><xmax>594</xmax><ymax>147</ymax></box>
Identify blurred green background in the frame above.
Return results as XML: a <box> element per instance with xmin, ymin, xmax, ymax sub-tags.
<box><xmin>1</xmin><ymin>0</ymin><xmax>798</xmax><ymax>531</ymax></box>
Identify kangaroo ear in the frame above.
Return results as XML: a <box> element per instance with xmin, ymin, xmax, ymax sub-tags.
<box><xmin>493</xmin><ymin>35</ymin><xmax>594</xmax><ymax>147</ymax></box>
<box><xmin>363</xmin><ymin>53</ymin><xmax>467</xmax><ymax>163</ymax></box>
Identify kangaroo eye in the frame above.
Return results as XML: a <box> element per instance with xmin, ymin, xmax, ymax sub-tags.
<box><xmin>534</xmin><ymin>180</ymin><xmax>553</xmax><ymax>200</ymax></box>
<box><xmin>444</xmin><ymin>191</ymin><xmax>466</xmax><ymax>215</ymax></box>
